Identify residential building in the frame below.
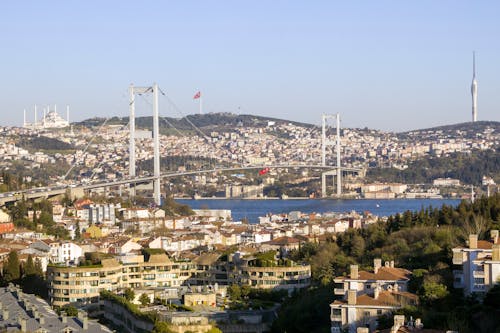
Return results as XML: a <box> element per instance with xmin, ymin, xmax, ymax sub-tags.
<box><xmin>334</xmin><ymin>260</ymin><xmax>412</xmax><ymax>297</ymax></box>
<box><xmin>330</xmin><ymin>260</ymin><xmax>416</xmax><ymax>333</ymax></box>
<box><xmin>452</xmin><ymin>231</ymin><xmax>500</xmax><ymax>295</ymax></box>
<box><xmin>0</xmin><ymin>284</ymin><xmax>111</xmax><ymax>332</ymax></box>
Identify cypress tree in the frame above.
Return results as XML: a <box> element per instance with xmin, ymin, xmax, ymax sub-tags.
<box><xmin>24</xmin><ymin>254</ymin><xmax>36</xmax><ymax>277</ymax></box>
<box><xmin>3</xmin><ymin>251</ymin><xmax>21</xmax><ymax>282</ymax></box>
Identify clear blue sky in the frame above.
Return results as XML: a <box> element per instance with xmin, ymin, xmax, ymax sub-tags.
<box><xmin>2</xmin><ymin>1</ymin><xmax>499</xmax><ymax>131</ymax></box>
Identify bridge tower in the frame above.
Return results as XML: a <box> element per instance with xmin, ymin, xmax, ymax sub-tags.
<box><xmin>321</xmin><ymin>113</ymin><xmax>341</xmax><ymax>197</ymax></box>
<box><xmin>129</xmin><ymin>83</ymin><xmax>161</xmax><ymax>205</ymax></box>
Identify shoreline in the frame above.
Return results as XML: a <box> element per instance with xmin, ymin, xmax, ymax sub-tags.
<box><xmin>175</xmin><ymin>196</ymin><xmax>460</xmax><ymax>201</ymax></box>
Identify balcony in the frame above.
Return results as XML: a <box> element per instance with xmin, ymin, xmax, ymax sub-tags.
<box><xmin>334</xmin><ymin>288</ymin><xmax>345</xmax><ymax>295</ymax></box>
<box><xmin>473</xmin><ymin>270</ymin><xmax>485</xmax><ymax>278</ymax></box>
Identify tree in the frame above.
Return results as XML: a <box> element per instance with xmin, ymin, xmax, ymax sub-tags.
<box><xmin>152</xmin><ymin>321</ymin><xmax>174</xmax><ymax>333</ymax></box>
<box><xmin>3</xmin><ymin>251</ymin><xmax>21</xmax><ymax>283</ymax></box>
<box><xmin>228</xmin><ymin>284</ymin><xmax>241</xmax><ymax>301</ymax></box>
<box><xmin>34</xmin><ymin>258</ymin><xmax>43</xmax><ymax>277</ymax></box>
<box><xmin>421</xmin><ymin>281</ymin><xmax>449</xmax><ymax>303</ymax></box>
<box><xmin>74</xmin><ymin>222</ymin><xmax>81</xmax><ymax>240</ymax></box>
<box><xmin>23</xmin><ymin>254</ymin><xmax>36</xmax><ymax>277</ymax></box>
<box><xmin>124</xmin><ymin>288</ymin><xmax>135</xmax><ymax>302</ymax></box>
<box><xmin>63</xmin><ymin>305</ymin><xmax>79</xmax><ymax>317</ymax></box>
<box><xmin>139</xmin><ymin>293</ymin><xmax>150</xmax><ymax>306</ymax></box>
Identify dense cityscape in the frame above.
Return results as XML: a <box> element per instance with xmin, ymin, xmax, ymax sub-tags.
<box><xmin>2</xmin><ymin>2</ymin><xmax>500</xmax><ymax>333</ymax></box>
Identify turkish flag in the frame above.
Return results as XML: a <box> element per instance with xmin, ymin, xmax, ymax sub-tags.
<box><xmin>259</xmin><ymin>167</ymin><xmax>270</xmax><ymax>175</ymax></box>
<box><xmin>193</xmin><ymin>91</ymin><xmax>201</xmax><ymax>99</ymax></box>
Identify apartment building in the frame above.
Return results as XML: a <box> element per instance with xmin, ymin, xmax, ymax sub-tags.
<box><xmin>47</xmin><ymin>251</ymin><xmax>311</xmax><ymax>307</ymax></box>
<box><xmin>333</xmin><ymin>260</ymin><xmax>412</xmax><ymax>298</ymax></box>
<box><xmin>47</xmin><ymin>253</ymin><xmax>195</xmax><ymax>307</ymax></box>
<box><xmin>0</xmin><ymin>284</ymin><xmax>111</xmax><ymax>332</ymax></box>
<box><xmin>330</xmin><ymin>288</ymin><xmax>418</xmax><ymax>333</ymax></box>
<box><xmin>330</xmin><ymin>260</ymin><xmax>416</xmax><ymax>333</ymax></box>
<box><xmin>239</xmin><ymin>257</ymin><xmax>311</xmax><ymax>291</ymax></box>
<box><xmin>452</xmin><ymin>231</ymin><xmax>500</xmax><ymax>295</ymax></box>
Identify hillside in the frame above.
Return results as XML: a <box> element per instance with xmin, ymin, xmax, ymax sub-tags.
<box><xmin>75</xmin><ymin>113</ymin><xmax>315</xmax><ymax>132</ymax></box>
<box><xmin>398</xmin><ymin>121</ymin><xmax>500</xmax><ymax>140</ymax></box>
<box><xmin>367</xmin><ymin>148</ymin><xmax>500</xmax><ymax>185</ymax></box>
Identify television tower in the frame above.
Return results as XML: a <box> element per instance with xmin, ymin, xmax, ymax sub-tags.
<box><xmin>471</xmin><ymin>52</ymin><xmax>478</xmax><ymax>122</ymax></box>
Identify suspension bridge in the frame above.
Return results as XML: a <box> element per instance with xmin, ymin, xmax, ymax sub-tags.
<box><xmin>0</xmin><ymin>83</ymin><xmax>362</xmax><ymax>206</ymax></box>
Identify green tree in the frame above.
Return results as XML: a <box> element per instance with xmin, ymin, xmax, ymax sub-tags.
<box><xmin>3</xmin><ymin>251</ymin><xmax>21</xmax><ymax>283</ymax></box>
<box><xmin>139</xmin><ymin>293</ymin><xmax>150</xmax><ymax>306</ymax></box>
<box><xmin>421</xmin><ymin>281</ymin><xmax>449</xmax><ymax>303</ymax></box>
<box><xmin>74</xmin><ymin>222</ymin><xmax>81</xmax><ymax>240</ymax></box>
<box><xmin>124</xmin><ymin>288</ymin><xmax>135</xmax><ymax>302</ymax></box>
<box><xmin>228</xmin><ymin>284</ymin><xmax>241</xmax><ymax>301</ymax></box>
<box><xmin>23</xmin><ymin>254</ymin><xmax>36</xmax><ymax>277</ymax></box>
<box><xmin>152</xmin><ymin>321</ymin><xmax>174</xmax><ymax>333</ymax></box>
<box><xmin>34</xmin><ymin>258</ymin><xmax>43</xmax><ymax>277</ymax></box>
<box><xmin>63</xmin><ymin>305</ymin><xmax>79</xmax><ymax>317</ymax></box>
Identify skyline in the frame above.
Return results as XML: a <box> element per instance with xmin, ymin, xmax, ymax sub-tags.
<box><xmin>2</xmin><ymin>1</ymin><xmax>500</xmax><ymax>131</ymax></box>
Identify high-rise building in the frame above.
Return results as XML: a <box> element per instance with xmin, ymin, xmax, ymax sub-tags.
<box><xmin>471</xmin><ymin>52</ymin><xmax>478</xmax><ymax>122</ymax></box>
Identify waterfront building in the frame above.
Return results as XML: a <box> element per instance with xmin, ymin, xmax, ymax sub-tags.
<box><xmin>452</xmin><ymin>231</ymin><xmax>500</xmax><ymax>295</ymax></box>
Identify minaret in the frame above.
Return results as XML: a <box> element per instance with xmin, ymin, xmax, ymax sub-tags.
<box><xmin>471</xmin><ymin>52</ymin><xmax>478</xmax><ymax>122</ymax></box>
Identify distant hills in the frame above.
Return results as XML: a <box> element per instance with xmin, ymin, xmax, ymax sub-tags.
<box><xmin>75</xmin><ymin>113</ymin><xmax>499</xmax><ymax>135</ymax></box>
<box><xmin>398</xmin><ymin>120</ymin><xmax>500</xmax><ymax>139</ymax></box>
<box><xmin>75</xmin><ymin>113</ymin><xmax>315</xmax><ymax>132</ymax></box>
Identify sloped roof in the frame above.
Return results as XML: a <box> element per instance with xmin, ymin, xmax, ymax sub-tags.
<box><xmin>336</xmin><ymin>266</ymin><xmax>412</xmax><ymax>282</ymax></box>
<box><xmin>147</xmin><ymin>253</ymin><xmax>172</xmax><ymax>264</ymax></box>
<box><xmin>193</xmin><ymin>253</ymin><xmax>221</xmax><ymax>265</ymax></box>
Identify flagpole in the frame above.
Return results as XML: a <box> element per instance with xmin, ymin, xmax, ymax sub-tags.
<box><xmin>199</xmin><ymin>95</ymin><xmax>203</xmax><ymax>114</ymax></box>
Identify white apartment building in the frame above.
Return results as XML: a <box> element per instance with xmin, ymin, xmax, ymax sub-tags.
<box><xmin>452</xmin><ymin>231</ymin><xmax>500</xmax><ymax>295</ymax></box>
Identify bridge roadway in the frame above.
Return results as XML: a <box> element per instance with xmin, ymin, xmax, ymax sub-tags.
<box><xmin>0</xmin><ymin>164</ymin><xmax>361</xmax><ymax>205</ymax></box>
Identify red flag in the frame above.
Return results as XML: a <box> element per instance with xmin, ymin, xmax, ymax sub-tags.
<box><xmin>259</xmin><ymin>167</ymin><xmax>270</xmax><ymax>176</ymax></box>
<box><xmin>193</xmin><ymin>91</ymin><xmax>201</xmax><ymax>99</ymax></box>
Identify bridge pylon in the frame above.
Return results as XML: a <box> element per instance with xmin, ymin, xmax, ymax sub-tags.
<box><xmin>321</xmin><ymin>113</ymin><xmax>341</xmax><ymax>197</ymax></box>
<box><xmin>129</xmin><ymin>83</ymin><xmax>161</xmax><ymax>205</ymax></box>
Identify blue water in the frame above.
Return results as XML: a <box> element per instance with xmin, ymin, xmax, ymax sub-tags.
<box><xmin>177</xmin><ymin>199</ymin><xmax>461</xmax><ymax>223</ymax></box>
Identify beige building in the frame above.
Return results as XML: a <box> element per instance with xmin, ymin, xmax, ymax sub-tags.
<box><xmin>330</xmin><ymin>289</ymin><xmax>418</xmax><ymax>333</ymax></box>
<box><xmin>240</xmin><ymin>258</ymin><xmax>311</xmax><ymax>291</ymax></box>
<box><xmin>331</xmin><ymin>260</ymin><xmax>416</xmax><ymax>333</ymax></box>
<box><xmin>333</xmin><ymin>260</ymin><xmax>411</xmax><ymax>297</ymax></box>
<box><xmin>47</xmin><ymin>253</ymin><xmax>195</xmax><ymax>307</ymax></box>
<box><xmin>452</xmin><ymin>231</ymin><xmax>500</xmax><ymax>295</ymax></box>
<box><xmin>183</xmin><ymin>292</ymin><xmax>216</xmax><ymax>308</ymax></box>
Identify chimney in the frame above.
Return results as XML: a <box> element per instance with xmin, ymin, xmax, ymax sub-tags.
<box><xmin>350</xmin><ymin>265</ymin><xmax>359</xmax><ymax>279</ymax></box>
<box><xmin>61</xmin><ymin>314</ymin><xmax>67</xmax><ymax>323</ymax></box>
<box><xmin>3</xmin><ymin>310</ymin><xmax>9</xmax><ymax>320</ymax></box>
<box><xmin>393</xmin><ymin>283</ymin><xmax>399</xmax><ymax>292</ymax></box>
<box><xmin>392</xmin><ymin>315</ymin><xmax>405</xmax><ymax>333</ymax></box>
<box><xmin>492</xmin><ymin>244</ymin><xmax>500</xmax><ymax>261</ymax></box>
<box><xmin>469</xmin><ymin>234</ymin><xmax>478</xmax><ymax>249</ymax></box>
<box><xmin>385</xmin><ymin>261</ymin><xmax>390</xmax><ymax>267</ymax></box>
<box><xmin>374</xmin><ymin>285</ymin><xmax>380</xmax><ymax>299</ymax></box>
<box><xmin>374</xmin><ymin>258</ymin><xmax>382</xmax><ymax>274</ymax></box>
<box><xmin>390</xmin><ymin>260</ymin><xmax>395</xmax><ymax>268</ymax></box>
<box><xmin>491</xmin><ymin>230</ymin><xmax>499</xmax><ymax>244</ymax></box>
<box><xmin>78</xmin><ymin>311</ymin><xmax>88</xmax><ymax>330</ymax></box>
<box><xmin>39</xmin><ymin>315</ymin><xmax>45</xmax><ymax>325</ymax></box>
<box><xmin>415</xmin><ymin>318</ymin><xmax>423</xmax><ymax>329</ymax></box>
<box><xmin>347</xmin><ymin>290</ymin><xmax>357</xmax><ymax>305</ymax></box>
<box><xmin>21</xmin><ymin>318</ymin><xmax>27</xmax><ymax>332</ymax></box>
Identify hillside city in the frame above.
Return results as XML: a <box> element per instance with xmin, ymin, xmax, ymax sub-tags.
<box><xmin>0</xmin><ymin>111</ymin><xmax>499</xmax><ymax>333</ymax></box>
